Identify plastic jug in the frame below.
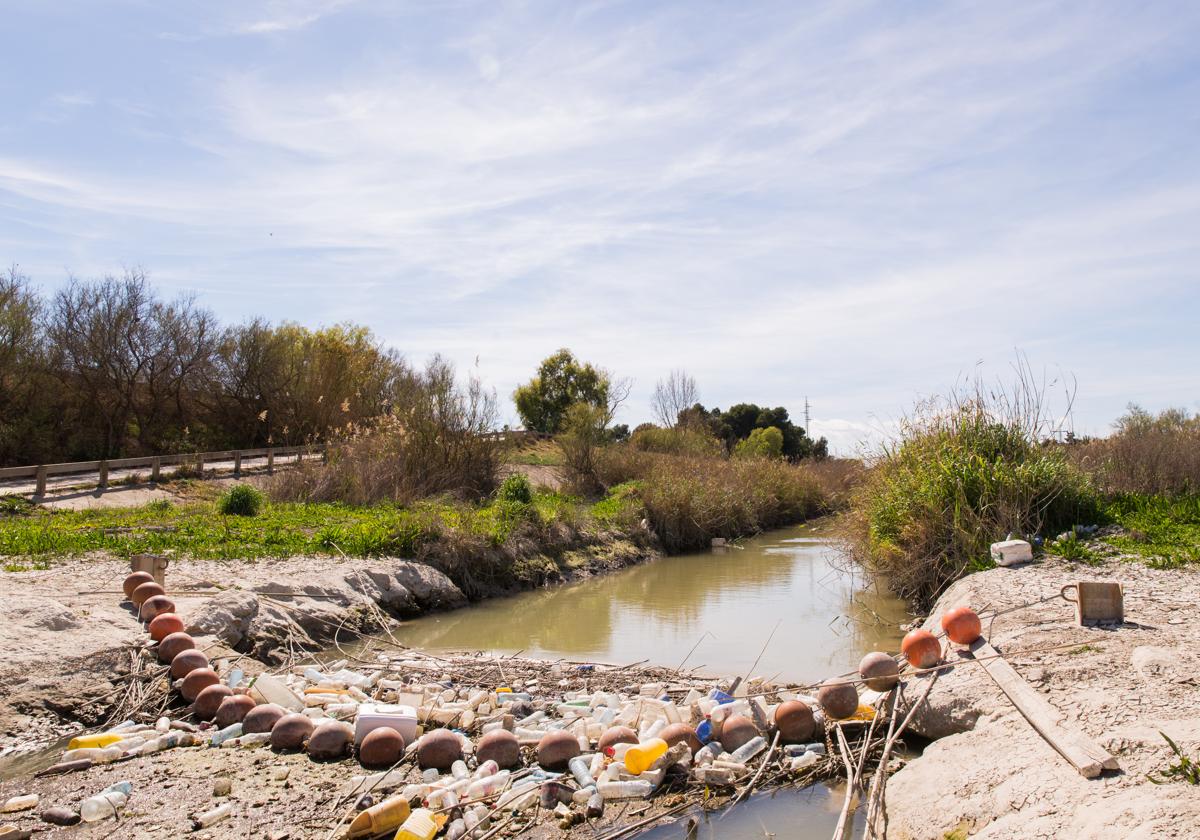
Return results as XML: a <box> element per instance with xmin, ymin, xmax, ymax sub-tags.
<box><xmin>249</xmin><ymin>674</ymin><xmax>304</xmax><ymax>712</ymax></box>
<box><xmin>624</xmin><ymin>738</ymin><xmax>668</xmax><ymax>775</ymax></box>
<box><xmin>394</xmin><ymin>807</ymin><xmax>440</xmax><ymax>840</ymax></box>
<box><xmin>348</xmin><ymin>795</ymin><xmax>411</xmax><ymax>838</ymax></box>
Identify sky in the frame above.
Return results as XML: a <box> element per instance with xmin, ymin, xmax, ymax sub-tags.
<box><xmin>2</xmin><ymin>1</ymin><xmax>1198</xmax><ymax>454</ymax></box>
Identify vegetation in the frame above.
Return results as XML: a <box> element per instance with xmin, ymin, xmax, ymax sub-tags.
<box><xmin>734</xmin><ymin>426</ymin><xmax>784</xmax><ymax>459</ymax></box>
<box><xmin>496</xmin><ymin>473</ymin><xmax>534</xmax><ymax>504</ymax></box>
<box><xmin>1148</xmin><ymin>731</ymin><xmax>1200</xmax><ymax>785</ymax></box>
<box><xmin>1102</xmin><ymin>494</ymin><xmax>1200</xmax><ymax>569</ymax></box>
<box><xmin>512</xmin><ymin>349</ymin><xmax>627</xmax><ymax>435</ymax></box>
<box><xmin>843</xmin><ymin>393</ymin><xmax>1100</xmax><ymax>606</ymax></box>
<box><xmin>629</xmin><ymin>426</ymin><xmax>725</xmax><ymax>458</ymax></box>
<box><xmin>677</xmin><ymin>402</ymin><xmax>828</xmax><ymax>459</ymax></box>
<box><xmin>217</xmin><ymin>484</ymin><xmax>264</xmax><ymax>517</ymax></box>
<box><xmin>1068</xmin><ymin>405</ymin><xmax>1200</xmax><ymax>496</ymax></box>
<box><xmin>0</xmin><ymin>270</ymin><xmax>415</xmax><ymax>466</ymax></box>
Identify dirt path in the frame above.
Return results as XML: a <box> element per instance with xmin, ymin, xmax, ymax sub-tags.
<box><xmin>885</xmin><ymin>555</ymin><xmax>1200</xmax><ymax>839</ymax></box>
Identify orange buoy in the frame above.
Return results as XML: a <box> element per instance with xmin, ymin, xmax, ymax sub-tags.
<box><xmin>139</xmin><ymin>595</ymin><xmax>176</xmax><ymax>623</ymax></box>
<box><xmin>901</xmin><ymin>629</ymin><xmax>942</xmax><ymax>669</ymax></box>
<box><xmin>940</xmin><ymin>606</ymin><xmax>982</xmax><ymax>645</ymax></box>
<box><xmin>170</xmin><ymin>648</ymin><xmax>210</xmax><ymax>680</ymax></box>
<box><xmin>130</xmin><ymin>581</ymin><xmax>165</xmax><ymax>607</ymax></box>
<box><xmin>123</xmin><ymin>571</ymin><xmax>155</xmax><ymax>599</ymax></box>
<box><xmin>148</xmin><ymin>612</ymin><xmax>185</xmax><ymax>642</ymax></box>
<box><xmin>180</xmin><ymin>668</ymin><xmax>220</xmax><ymax>702</ymax></box>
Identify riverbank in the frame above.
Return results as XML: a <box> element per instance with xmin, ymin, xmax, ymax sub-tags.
<box><xmin>886</xmin><ymin>552</ymin><xmax>1200</xmax><ymax>838</ymax></box>
<box><xmin>0</xmin><ymin>544</ymin><xmax>651</xmax><ymax>755</ymax></box>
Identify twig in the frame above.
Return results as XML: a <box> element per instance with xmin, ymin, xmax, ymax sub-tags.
<box><xmin>728</xmin><ymin>730</ymin><xmax>781</xmax><ymax>811</ymax></box>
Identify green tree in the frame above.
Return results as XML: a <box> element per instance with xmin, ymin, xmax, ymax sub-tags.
<box><xmin>513</xmin><ymin>349</ymin><xmax>612</xmax><ymax>434</ymax></box>
<box><xmin>734</xmin><ymin>426</ymin><xmax>784</xmax><ymax>459</ymax></box>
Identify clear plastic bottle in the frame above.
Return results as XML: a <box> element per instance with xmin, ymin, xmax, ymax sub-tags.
<box><xmin>193</xmin><ymin>802</ymin><xmax>233</xmax><ymax>829</ymax></box>
<box><xmin>80</xmin><ymin>781</ymin><xmax>132</xmax><ymax>822</ymax></box>
<box><xmin>568</xmin><ymin>755</ymin><xmax>595</xmax><ymax>788</ymax></box>
<box><xmin>1</xmin><ymin>794</ymin><xmax>38</xmax><ymax>813</ymax></box>
<box><xmin>596</xmin><ymin>780</ymin><xmax>653</xmax><ymax>800</ymax></box>
<box><xmin>730</xmin><ymin>736</ymin><xmax>767</xmax><ymax>763</ymax></box>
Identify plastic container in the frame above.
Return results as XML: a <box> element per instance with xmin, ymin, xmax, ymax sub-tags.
<box><xmin>624</xmin><ymin>739</ymin><xmax>668</xmax><ymax>775</ymax></box>
<box><xmin>695</xmin><ymin>719</ymin><xmax>713</xmax><ymax>744</ymax></box>
<box><xmin>1</xmin><ymin>794</ymin><xmax>38</xmax><ymax>812</ymax></box>
<box><xmin>193</xmin><ymin>802</ymin><xmax>233</xmax><ymax>829</ymax></box>
<box><xmin>80</xmin><ymin>781</ymin><xmax>132</xmax><ymax>822</ymax></box>
<box><xmin>250</xmin><ymin>674</ymin><xmax>305</xmax><ymax>711</ymax></box>
<box><xmin>990</xmin><ymin>539</ymin><xmax>1033</xmax><ymax>567</ymax></box>
<box><xmin>67</xmin><ymin>733</ymin><xmax>125</xmax><ymax>751</ymax></box>
<box><xmin>596</xmin><ymin>780</ymin><xmax>653</xmax><ymax>800</ymax></box>
<box><xmin>394</xmin><ymin>808</ymin><xmax>440</xmax><ymax>840</ymax></box>
<box><xmin>348</xmin><ymin>795</ymin><xmax>411</xmax><ymax>838</ymax></box>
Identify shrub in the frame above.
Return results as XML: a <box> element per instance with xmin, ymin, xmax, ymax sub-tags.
<box><xmin>271</xmin><ymin>357</ymin><xmax>500</xmax><ymax>506</ymax></box>
<box><xmin>843</xmin><ymin>397</ymin><xmax>1100</xmax><ymax>607</ymax></box>
<box><xmin>597</xmin><ymin>449</ymin><xmax>829</xmax><ymax>551</ymax></box>
<box><xmin>734</xmin><ymin>426</ymin><xmax>784</xmax><ymax>459</ymax></box>
<box><xmin>630</xmin><ymin>426</ymin><xmax>725</xmax><ymax>457</ymax></box>
<box><xmin>497</xmin><ymin>473</ymin><xmax>534</xmax><ymax>504</ymax></box>
<box><xmin>1069</xmin><ymin>405</ymin><xmax>1200</xmax><ymax>495</ymax></box>
<box><xmin>218</xmin><ymin>484</ymin><xmax>264</xmax><ymax>517</ymax></box>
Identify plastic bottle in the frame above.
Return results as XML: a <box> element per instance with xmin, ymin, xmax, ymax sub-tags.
<box><xmin>695</xmin><ymin>718</ymin><xmax>713</xmax><ymax>744</ymax></box>
<box><xmin>693</xmin><ymin>766</ymin><xmax>736</xmax><ymax>785</ymax></box>
<box><xmin>347</xmin><ymin>795</ymin><xmax>411</xmax><ymax>838</ymax></box>
<box><xmin>568</xmin><ymin>755</ymin><xmax>596</xmax><ymax>788</ymax></box>
<box><xmin>1</xmin><ymin>794</ymin><xmax>38</xmax><ymax>813</ymax></box>
<box><xmin>450</xmin><ymin>760</ymin><xmax>469</xmax><ymax>780</ymax></box>
<box><xmin>62</xmin><ymin>746</ymin><xmax>123</xmax><ymax>764</ymax></box>
<box><xmin>473</xmin><ymin>760</ymin><xmax>499</xmax><ymax>779</ymax></box>
<box><xmin>791</xmin><ymin>752</ymin><xmax>819</xmax><ymax>770</ymax></box>
<box><xmin>596</xmin><ymin>780</ymin><xmax>653</xmax><ymax>800</ymax></box>
<box><xmin>730</xmin><ymin>736</ymin><xmax>767</xmax><ymax>763</ymax></box>
<box><xmin>209</xmin><ymin>723</ymin><xmax>243</xmax><ymax>746</ymax></box>
<box><xmin>709</xmin><ymin>689</ymin><xmax>734</xmax><ymax>704</ymax></box>
<box><xmin>67</xmin><ymin>733</ymin><xmax>126</xmax><ymax>751</ymax></box>
<box><xmin>465</xmin><ymin>770</ymin><xmax>510</xmax><ymax>799</ymax></box>
<box><xmin>624</xmin><ymin>739</ymin><xmax>668</xmax><ymax>775</ymax></box>
<box><xmin>587</xmin><ymin>790</ymin><xmax>605</xmax><ymax>818</ymax></box>
<box><xmin>394</xmin><ymin>808</ymin><xmax>439</xmax><ymax>840</ymax></box>
<box><xmin>348</xmin><ymin>769</ymin><xmax>408</xmax><ymax>790</ymax></box>
<box><xmin>80</xmin><ymin>781</ymin><xmax>132</xmax><ymax>822</ymax></box>
<box><xmin>192</xmin><ymin>802</ymin><xmax>233</xmax><ymax>829</ymax></box>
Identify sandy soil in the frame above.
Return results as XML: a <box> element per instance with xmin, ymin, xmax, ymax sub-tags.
<box><xmin>885</xmin><ymin>555</ymin><xmax>1200</xmax><ymax>839</ymax></box>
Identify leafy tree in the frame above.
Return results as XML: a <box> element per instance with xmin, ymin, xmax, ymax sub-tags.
<box><xmin>734</xmin><ymin>426</ymin><xmax>784</xmax><ymax>459</ymax></box>
<box><xmin>513</xmin><ymin>349</ymin><xmax>612</xmax><ymax>434</ymax></box>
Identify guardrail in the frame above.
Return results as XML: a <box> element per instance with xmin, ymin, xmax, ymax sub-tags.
<box><xmin>0</xmin><ymin>444</ymin><xmax>327</xmax><ymax>498</ymax></box>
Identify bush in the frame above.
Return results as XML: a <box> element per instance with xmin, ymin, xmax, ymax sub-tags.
<box><xmin>497</xmin><ymin>473</ymin><xmax>534</xmax><ymax>504</ymax></box>
<box><xmin>734</xmin><ymin>426</ymin><xmax>783</xmax><ymax>459</ymax></box>
<box><xmin>1068</xmin><ymin>406</ymin><xmax>1200</xmax><ymax>496</ymax></box>
<box><xmin>597</xmin><ymin>449</ymin><xmax>830</xmax><ymax>551</ymax></box>
<box><xmin>843</xmin><ymin>398</ymin><xmax>1100</xmax><ymax>607</ymax></box>
<box><xmin>271</xmin><ymin>357</ymin><xmax>500</xmax><ymax>506</ymax></box>
<box><xmin>218</xmin><ymin>484</ymin><xmax>264</xmax><ymax>517</ymax></box>
<box><xmin>630</xmin><ymin>426</ymin><xmax>725</xmax><ymax>457</ymax></box>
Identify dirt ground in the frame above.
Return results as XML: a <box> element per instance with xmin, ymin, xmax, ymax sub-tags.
<box><xmin>886</xmin><ymin>555</ymin><xmax>1200</xmax><ymax>839</ymax></box>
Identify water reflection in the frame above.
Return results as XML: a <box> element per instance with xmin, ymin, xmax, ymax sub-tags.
<box><xmin>391</xmin><ymin>526</ymin><xmax>910</xmax><ymax>684</ymax></box>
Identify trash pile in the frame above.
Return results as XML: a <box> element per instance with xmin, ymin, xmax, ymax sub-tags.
<box><xmin>3</xmin><ymin>566</ymin><xmax>984</xmax><ymax>838</ymax></box>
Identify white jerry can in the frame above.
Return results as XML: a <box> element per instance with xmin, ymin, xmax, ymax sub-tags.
<box><xmin>990</xmin><ymin>539</ymin><xmax>1033</xmax><ymax>567</ymax></box>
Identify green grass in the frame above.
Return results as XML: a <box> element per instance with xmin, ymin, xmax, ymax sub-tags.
<box><xmin>1047</xmin><ymin>531</ymin><xmax>1101</xmax><ymax>564</ymax></box>
<box><xmin>1103</xmin><ymin>494</ymin><xmax>1200</xmax><ymax>568</ymax></box>
<box><xmin>0</xmin><ymin>489</ymin><xmax>610</xmax><ymax>563</ymax></box>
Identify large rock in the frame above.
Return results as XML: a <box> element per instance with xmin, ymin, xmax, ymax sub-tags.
<box><xmin>387</xmin><ymin>561</ymin><xmax>466</xmax><ymax>610</ymax></box>
<box><xmin>184</xmin><ymin>590</ymin><xmax>260</xmax><ymax>647</ymax></box>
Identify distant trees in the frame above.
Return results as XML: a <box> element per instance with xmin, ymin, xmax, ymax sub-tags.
<box><xmin>677</xmin><ymin>402</ymin><xmax>828</xmax><ymax>460</ymax></box>
<box><xmin>0</xmin><ymin>270</ymin><xmax>420</xmax><ymax>466</ymax></box>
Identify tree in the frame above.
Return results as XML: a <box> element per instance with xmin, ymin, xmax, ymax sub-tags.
<box><xmin>651</xmin><ymin>369</ymin><xmax>699</xmax><ymax>428</ymax></box>
<box><xmin>734</xmin><ymin>426</ymin><xmax>784</xmax><ymax>459</ymax></box>
<box><xmin>557</xmin><ymin>402</ymin><xmax>609</xmax><ymax>492</ymax></box>
<box><xmin>513</xmin><ymin>349</ymin><xmax>618</xmax><ymax>434</ymax></box>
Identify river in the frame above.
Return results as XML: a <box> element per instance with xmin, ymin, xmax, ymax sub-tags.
<box><xmin>389</xmin><ymin>523</ymin><xmax>911</xmax><ymax>839</ymax></box>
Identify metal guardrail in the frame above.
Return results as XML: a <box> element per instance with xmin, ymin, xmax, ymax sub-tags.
<box><xmin>0</xmin><ymin>444</ymin><xmax>327</xmax><ymax>497</ymax></box>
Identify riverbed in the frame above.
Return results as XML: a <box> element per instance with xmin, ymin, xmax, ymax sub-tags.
<box><xmin>389</xmin><ymin>524</ymin><xmax>911</xmax><ymax>684</ymax></box>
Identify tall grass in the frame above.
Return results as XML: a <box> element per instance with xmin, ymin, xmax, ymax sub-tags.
<box><xmin>597</xmin><ymin>448</ymin><xmax>841</xmax><ymax>551</ymax></box>
<box><xmin>1069</xmin><ymin>406</ymin><xmax>1200</xmax><ymax>496</ymax></box>
<box><xmin>843</xmin><ymin>392</ymin><xmax>1099</xmax><ymax>607</ymax></box>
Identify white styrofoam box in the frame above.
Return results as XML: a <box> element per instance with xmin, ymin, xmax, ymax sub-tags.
<box><xmin>354</xmin><ymin>703</ymin><xmax>418</xmax><ymax>746</ymax></box>
<box><xmin>990</xmin><ymin>539</ymin><xmax>1033</xmax><ymax>567</ymax></box>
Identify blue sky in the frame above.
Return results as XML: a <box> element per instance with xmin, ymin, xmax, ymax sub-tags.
<box><xmin>2</xmin><ymin>1</ymin><xmax>1198</xmax><ymax>452</ymax></box>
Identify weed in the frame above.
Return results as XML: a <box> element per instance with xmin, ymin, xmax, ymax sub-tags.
<box><xmin>1047</xmin><ymin>531</ymin><xmax>1099</xmax><ymax>564</ymax></box>
<box><xmin>218</xmin><ymin>484</ymin><xmax>265</xmax><ymax>517</ymax></box>
<box><xmin>1148</xmin><ymin>731</ymin><xmax>1200</xmax><ymax>785</ymax></box>
<box><xmin>497</xmin><ymin>473</ymin><xmax>534</xmax><ymax>504</ymax></box>
<box><xmin>1067</xmin><ymin>644</ymin><xmax>1102</xmax><ymax>656</ymax></box>
<box><xmin>146</xmin><ymin>498</ymin><xmax>174</xmax><ymax>514</ymax></box>
<box><xmin>1104</xmin><ymin>494</ymin><xmax>1200</xmax><ymax>568</ymax></box>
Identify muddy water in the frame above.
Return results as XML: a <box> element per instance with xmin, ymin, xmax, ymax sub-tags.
<box><xmin>392</xmin><ymin>525</ymin><xmax>910</xmax><ymax>684</ymax></box>
<box><xmin>390</xmin><ymin>525</ymin><xmax>910</xmax><ymax>840</ymax></box>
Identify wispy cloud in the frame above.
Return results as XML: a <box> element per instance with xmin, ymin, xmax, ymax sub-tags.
<box><xmin>3</xmin><ymin>1</ymin><xmax>1200</xmax><ymax>449</ymax></box>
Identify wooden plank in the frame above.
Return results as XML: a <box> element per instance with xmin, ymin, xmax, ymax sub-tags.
<box><xmin>969</xmin><ymin>638</ymin><xmax>1119</xmax><ymax>778</ymax></box>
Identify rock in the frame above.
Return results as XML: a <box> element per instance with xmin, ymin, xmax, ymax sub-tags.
<box><xmin>40</xmin><ymin>807</ymin><xmax>79</xmax><ymax>826</ymax></box>
<box><xmin>212</xmin><ymin>778</ymin><xmax>232</xmax><ymax>797</ymax></box>
<box><xmin>184</xmin><ymin>590</ymin><xmax>260</xmax><ymax>648</ymax></box>
<box><xmin>388</xmin><ymin>561</ymin><xmax>467</xmax><ymax>610</ymax></box>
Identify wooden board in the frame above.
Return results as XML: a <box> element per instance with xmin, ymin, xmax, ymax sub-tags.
<box><xmin>970</xmin><ymin>638</ymin><xmax>1119</xmax><ymax>778</ymax></box>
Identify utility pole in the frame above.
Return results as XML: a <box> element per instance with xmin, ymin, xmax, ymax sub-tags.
<box><xmin>804</xmin><ymin>397</ymin><xmax>811</xmax><ymax>437</ymax></box>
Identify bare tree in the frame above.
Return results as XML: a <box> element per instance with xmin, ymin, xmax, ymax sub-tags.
<box><xmin>651</xmin><ymin>369</ymin><xmax>699</xmax><ymax>427</ymax></box>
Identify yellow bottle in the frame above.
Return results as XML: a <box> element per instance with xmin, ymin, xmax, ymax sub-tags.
<box><xmin>394</xmin><ymin>808</ymin><xmax>441</xmax><ymax>840</ymax></box>
<box><xmin>348</xmin><ymin>795</ymin><xmax>410</xmax><ymax>838</ymax></box>
<box><xmin>624</xmin><ymin>738</ymin><xmax>668</xmax><ymax>775</ymax></box>
<box><xmin>66</xmin><ymin>733</ymin><xmax>125</xmax><ymax>751</ymax></box>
